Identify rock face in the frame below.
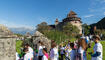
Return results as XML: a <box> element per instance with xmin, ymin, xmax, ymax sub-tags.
<box><xmin>0</xmin><ymin>24</ymin><xmax>16</xmax><ymax>60</ymax></box>
<box><xmin>33</xmin><ymin>31</ymin><xmax>51</xmax><ymax>51</ymax></box>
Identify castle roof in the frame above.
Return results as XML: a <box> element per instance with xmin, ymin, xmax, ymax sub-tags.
<box><xmin>68</xmin><ymin>10</ymin><xmax>77</xmax><ymax>15</ymax></box>
<box><xmin>55</xmin><ymin>18</ymin><xmax>59</xmax><ymax>22</ymax></box>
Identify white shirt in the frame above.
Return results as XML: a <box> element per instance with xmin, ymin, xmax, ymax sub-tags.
<box><xmin>16</xmin><ymin>52</ymin><xmax>20</xmax><ymax>60</ymax></box>
<box><xmin>50</xmin><ymin>47</ymin><xmax>58</xmax><ymax>60</ymax></box>
<box><xmin>24</xmin><ymin>52</ymin><xmax>33</xmax><ymax>60</ymax></box>
<box><xmin>38</xmin><ymin>46</ymin><xmax>44</xmax><ymax>56</ymax></box>
<box><xmin>42</xmin><ymin>55</ymin><xmax>48</xmax><ymax>60</ymax></box>
<box><xmin>78</xmin><ymin>46</ymin><xmax>84</xmax><ymax>60</ymax></box>
<box><xmin>78</xmin><ymin>46</ymin><xmax>84</xmax><ymax>54</ymax></box>
<box><xmin>28</xmin><ymin>47</ymin><xmax>33</xmax><ymax>54</ymax></box>
<box><xmin>92</xmin><ymin>42</ymin><xmax>103</xmax><ymax>60</ymax></box>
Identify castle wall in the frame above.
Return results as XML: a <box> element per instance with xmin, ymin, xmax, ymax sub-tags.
<box><xmin>0</xmin><ymin>37</ymin><xmax>16</xmax><ymax>60</ymax></box>
<box><xmin>70</xmin><ymin>21</ymin><xmax>82</xmax><ymax>34</ymax></box>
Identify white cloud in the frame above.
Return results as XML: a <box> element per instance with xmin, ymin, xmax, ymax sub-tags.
<box><xmin>0</xmin><ymin>19</ymin><xmax>35</xmax><ymax>30</ymax></box>
<box><xmin>104</xmin><ymin>12</ymin><xmax>105</xmax><ymax>15</ymax></box>
<box><xmin>93</xmin><ymin>0</ymin><xmax>105</xmax><ymax>3</ymax></box>
<box><xmin>89</xmin><ymin>0</ymin><xmax>105</xmax><ymax>12</ymax></box>
<box><xmin>83</xmin><ymin>15</ymin><xmax>94</xmax><ymax>18</ymax></box>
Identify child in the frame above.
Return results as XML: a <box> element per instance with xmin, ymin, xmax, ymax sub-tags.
<box><xmin>42</xmin><ymin>48</ymin><xmax>49</xmax><ymax>60</ymax></box>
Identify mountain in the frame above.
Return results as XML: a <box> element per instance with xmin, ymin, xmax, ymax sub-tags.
<box><xmin>90</xmin><ymin>17</ymin><xmax>105</xmax><ymax>29</ymax></box>
<box><xmin>9</xmin><ymin>27</ymin><xmax>35</xmax><ymax>35</ymax></box>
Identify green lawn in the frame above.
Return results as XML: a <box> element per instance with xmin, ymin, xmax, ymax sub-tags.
<box><xmin>87</xmin><ymin>41</ymin><xmax>105</xmax><ymax>60</ymax></box>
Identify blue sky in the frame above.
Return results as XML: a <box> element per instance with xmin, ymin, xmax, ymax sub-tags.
<box><xmin>0</xmin><ymin>0</ymin><xmax>105</xmax><ymax>30</ymax></box>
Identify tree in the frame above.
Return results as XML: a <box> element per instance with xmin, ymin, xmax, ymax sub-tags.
<box><xmin>63</xmin><ymin>23</ymin><xmax>79</xmax><ymax>36</ymax></box>
<box><xmin>82</xmin><ymin>23</ymin><xmax>90</xmax><ymax>35</ymax></box>
<box><xmin>36</xmin><ymin>22</ymin><xmax>51</xmax><ymax>34</ymax></box>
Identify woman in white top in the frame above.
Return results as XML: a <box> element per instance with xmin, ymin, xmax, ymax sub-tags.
<box><xmin>77</xmin><ymin>38</ymin><xmax>87</xmax><ymax>60</ymax></box>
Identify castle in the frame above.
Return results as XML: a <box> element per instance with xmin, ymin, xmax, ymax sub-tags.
<box><xmin>49</xmin><ymin>10</ymin><xmax>82</xmax><ymax>34</ymax></box>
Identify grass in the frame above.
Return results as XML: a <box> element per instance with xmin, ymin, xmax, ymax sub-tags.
<box><xmin>87</xmin><ymin>41</ymin><xmax>105</xmax><ymax>60</ymax></box>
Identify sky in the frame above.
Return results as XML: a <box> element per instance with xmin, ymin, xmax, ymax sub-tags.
<box><xmin>0</xmin><ymin>0</ymin><xmax>105</xmax><ymax>30</ymax></box>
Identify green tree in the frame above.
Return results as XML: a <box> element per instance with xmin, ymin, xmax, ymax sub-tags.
<box><xmin>63</xmin><ymin>23</ymin><xmax>79</xmax><ymax>36</ymax></box>
<box><xmin>36</xmin><ymin>22</ymin><xmax>51</xmax><ymax>34</ymax></box>
<box><xmin>82</xmin><ymin>23</ymin><xmax>90</xmax><ymax>35</ymax></box>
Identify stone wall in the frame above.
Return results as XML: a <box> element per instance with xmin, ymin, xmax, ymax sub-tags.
<box><xmin>70</xmin><ymin>21</ymin><xmax>82</xmax><ymax>34</ymax></box>
<box><xmin>0</xmin><ymin>24</ymin><xmax>16</xmax><ymax>60</ymax></box>
<box><xmin>0</xmin><ymin>37</ymin><xmax>16</xmax><ymax>60</ymax></box>
<box><xmin>32</xmin><ymin>31</ymin><xmax>51</xmax><ymax>51</ymax></box>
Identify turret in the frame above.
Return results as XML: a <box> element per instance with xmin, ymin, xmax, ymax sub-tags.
<box><xmin>55</xmin><ymin>18</ymin><xmax>59</xmax><ymax>25</ymax></box>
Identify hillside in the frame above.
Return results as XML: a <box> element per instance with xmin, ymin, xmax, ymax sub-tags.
<box><xmin>9</xmin><ymin>27</ymin><xmax>35</xmax><ymax>35</ymax></box>
<box><xmin>90</xmin><ymin>17</ymin><xmax>105</xmax><ymax>29</ymax></box>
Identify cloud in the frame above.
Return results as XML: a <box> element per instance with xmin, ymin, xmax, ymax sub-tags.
<box><xmin>0</xmin><ymin>19</ymin><xmax>35</xmax><ymax>30</ymax></box>
<box><xmin>89</xmin><ymin>0</ymin><xmax>105</xmax><ymax>12</ymax></box>
<box><xmin>104</xmin><ymin>12</ymin><xmax>105</xmax><ymax>15</ymax></box>
<box><xmin>83</xmin><ymin>15</ymin><xmax>94</xmax><ymax>18</ymax></box>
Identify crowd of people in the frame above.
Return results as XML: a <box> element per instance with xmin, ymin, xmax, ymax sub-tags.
<box><xmin>16</xmin><ymin>35</ymin><xmax>103</xmax><ymax>60</ymax></box>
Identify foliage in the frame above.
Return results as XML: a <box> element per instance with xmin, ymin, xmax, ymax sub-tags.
<box><xmin>36</xmin><ymin>22</ymin><xmax>51</xmax><ymax>34</ymax></box>
<box><xmin>63</xmin><ymin>23</ymin><xmax>79</xmax><ymax>36</ymax></box>
<box><xmin>23</xmin><ymin>38</ymin><xmax>34</xmax><ymax>47</ymax></box>
<box><xmin>16</xmin><ymin>40</ymin><xmax>23</xmax><ymax>54</ymax></box>
<box><xmin>82</xmin><ymin>23</ymin><xmax>90</xmax><ymax>35</ymax></box>
<box><xmin>43</xmin><ymin>30</ymin><xmax>76</xmax><ymax>44</ymax></box>
<box><xmin>94</xmin><ymin>29</ymin><xmax>101</xmax><ymax>35</ymax></box>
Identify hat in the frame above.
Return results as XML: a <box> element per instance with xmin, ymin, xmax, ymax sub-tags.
<box><xmin>93</xmin><ymin>35</ymin><xmax>100</xmax><ymax>40</ymax></box>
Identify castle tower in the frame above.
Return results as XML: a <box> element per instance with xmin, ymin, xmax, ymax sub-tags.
<box><xmin>55</xmin><ymin>18</ymin><xmax>59</xmax><ymax>25</ymax></box>
<box><xmin>63</xmin><ymin>10</ymin><xmax>82</xmax><ymax>34</ymax></box>
<box><xmin>67</xmin><ymin>10</ymin><xmax>77</xmax><ymax>18</ymax></box>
